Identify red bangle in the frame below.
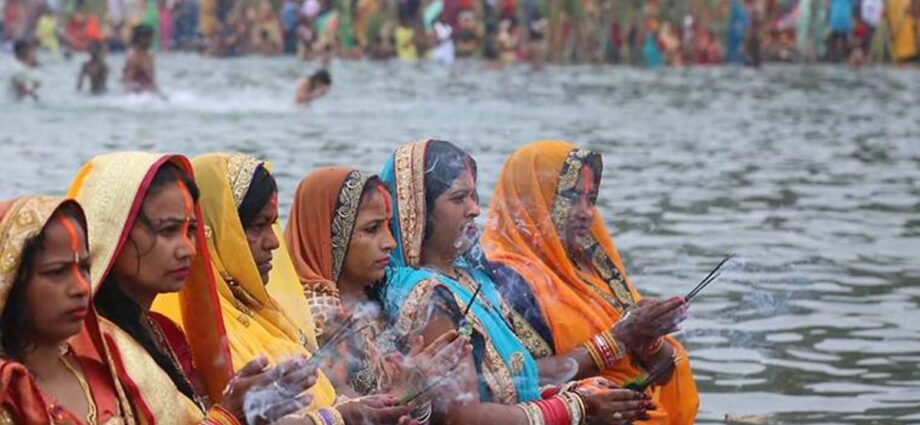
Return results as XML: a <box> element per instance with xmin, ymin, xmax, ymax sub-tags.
<box><xmin>535</xmin><ymin>397</ymin><xmax>570</xmax><ymax>425</ymax></box>
<box><xmin>540</xmin><ymin>385</ymin><xmax>561</xmax><ymax>398</ymax></box>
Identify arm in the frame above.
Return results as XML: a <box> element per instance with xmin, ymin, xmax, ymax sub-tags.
<box><xmin>77</xmin><ymin>64</ymin><xmax>87</xmax><ymax>91</ymax></box>
<box><xmin>418</xmin><ymin>309</ymin><xmax>529</xmax><ymax>425</ymax></box>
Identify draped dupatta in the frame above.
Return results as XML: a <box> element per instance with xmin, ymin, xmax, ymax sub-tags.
<box><xmin>157</xmin><ymin>153</ymin><xmax>335</xmax><ymax>409</ymax></box>
<box><xmin>68</xmin><ymin>152</ymin><xmax>233</xmax><ymax>423</ymax></box>
<box><xmin>482</xmin><ymin>140</ymin><xmax>699</xmax><ymax>425</ymax></box>
<box><xmin>379</xmin><ymin>139</ymin><xmax>541</xmax><ymax>404</ymax></box>
<box><xmin>0</xmin><ymin>196</ymin><xmax>135</xmax><ymax>425</ymax></box>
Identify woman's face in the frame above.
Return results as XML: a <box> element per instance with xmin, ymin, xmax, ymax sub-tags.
<box><xmin>561</xmin><ymin>165</ymin><xmax>598</xmax><ymax>256</ymax></box>
<box><xmin>112</xmin><ymin>182</ymin><xmax>198</xmax><ymax>301</ymax></box>
<box><xmin>243</xmin><ymin>193</ymin><xmax>280</xmax><ymax>284</ymax></box>
<box><xmin>426</xmin><ymin>167</ymin><xmax>481</xmax><ymax>260</ymax></box>
<box><xmin>25</xmin><ymin>213</ymin><xmax>91</xmax><ymax>345</ymax></box>
<box><xmin>339</xmin><ymin>186</ymin><xmax>396</xmax><ymax>287</ymax></box>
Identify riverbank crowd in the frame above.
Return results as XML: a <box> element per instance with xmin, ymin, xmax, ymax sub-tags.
<box><xmin>2</xmin><ymin>0</ymin><xmax>919</xmax><ymax>68</ymax></box>
<box><xmin>0</xmin><ymin>140</ymin><xmax>700</xmax><ymax>425</ymax></box>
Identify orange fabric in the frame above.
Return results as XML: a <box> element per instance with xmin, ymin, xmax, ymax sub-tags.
<box><xmin>482</xmin><ymin>140</ymin><xmax>698</xmax><ymax>425</ymax></box>
<box><xmin>0</xmin><ymin>360</ymin><xmax>50</xmax><ymax>424</ymax></box>
<box><xmin>285</xmin><ymin>167</ymin><xmax>354</xmax><ymax>294</ymax></box>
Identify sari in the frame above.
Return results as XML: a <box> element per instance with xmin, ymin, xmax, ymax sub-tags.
<box><xmin>156</xmin><ymin>153</ymin><xmax>336</xmax><ymax>409</ymax></box>
<box><xmin>380</xmin><ymin>139</ymin><xmax>541</xmax><ymax>404</ymax></box>
<box><xmin>481</xmin><ymin>140</ymin><xmax>699</xmax><ymax>425</ymax></box>
<box><xmin>285</xmin><ymin>167</ymin><xmax>398</xmax><ymax>396</ymax></box>
<box><xmin>68</xmin><ymin>152</ymin><xmax>236</xmax><ymax>424</ymax></box>
<box><xmin>0</xmin><ymin>196</ymin><xmax>134</xmax><ymax>425</ymax></box>
<box><xmin>888</xmin><ymin>0</ymin><xmax>918</xmax><ymax>62</ymax></box>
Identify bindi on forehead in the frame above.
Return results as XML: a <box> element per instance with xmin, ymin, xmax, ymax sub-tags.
<box><xmin>60</xmin><ymin>216</ymin><xmax>90</xmax><ymax>291</ymax></box>
<box><xmin>375</xmin><ymin>184</ymin><xmax>392</xmax><ymax>216</ymax></box>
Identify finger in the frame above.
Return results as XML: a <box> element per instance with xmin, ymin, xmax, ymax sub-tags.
<box><xmin>398</xmin><ymin>416</ymin><xmax>420</xmax><ymax>425</ymax></box>
<box><xmin>425</xmin><ymin>330</ymin><xmax>459</xmax><ymax>355</ymax></box>
<box><xmin>647</xmin><ymin>297</ymin><xmax>684</xmax><ymax>319</ymax></box>
<box><xmin>408</xmin><ymin>334</ymin><xmax>426</xmax><ymax>357</ymax></box>
<box><xmin>603</xmin><ymin>389</ymin><xmax>646</xmax><ymax>402</ymax></box>
<box><xmin>278</xmin><ymin>369</ymin><xmax>318</xmax><ymax>394</ymax></box>
<box><xmin>237</xmin><ymin>355</ymin><xmax>270</xmax><ymax>377</ymax></box>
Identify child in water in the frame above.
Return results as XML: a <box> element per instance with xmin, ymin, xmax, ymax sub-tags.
<box><xmin>122</xmin><ymin>24</ymin><xmax>161</xmax><ymax>95</ymax></box>
<box><xmin>295</xmin><ymin>69</ymin><xmax>332</xmax><ymax>104</ymax></box>
<box><xmin>9</xmin><ymin>40</ymin><xmax>40</xmax><ymax>101</ymax></box>
<box><xmin>77</xmin><ymin>41</ymin><xmax>108</xmax><ymax>94</ymax></box>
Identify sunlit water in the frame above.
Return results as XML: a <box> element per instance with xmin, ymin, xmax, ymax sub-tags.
<box><xmin>2</xmin><ymin>52</ymin><xmax>919</xmax><ymax>424</ymax></box>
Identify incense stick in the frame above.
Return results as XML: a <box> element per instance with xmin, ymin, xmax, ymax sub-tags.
<box><xmin>626</xmin><ymin>354</ymin><xmax>684</xmax><ymax>393</ymax></box>
<box><xmin>684</xmin><ymin>254</ymin><xmax>734</xmax><ymax>302</ymax></box>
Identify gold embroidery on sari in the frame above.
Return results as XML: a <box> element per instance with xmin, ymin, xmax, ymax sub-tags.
<box><xmin>550</xmin><ymin>149</ymin><xmax>635</xmax><ymax>311</ymax></box>
<box><xmin>393</xmin><ymin>141</ymin><xmax>428</xmax><ymax>268</ymax></box>
<box><xmin>508</xmin><ymin>309</ymin><xmax>553</xmax><ymax>358</ymax></box>
<box><xmin>331</xmin><ymin>171</ymin><xmax>372</xmax><ymax>281</ymax></box>
<box><xmin>226</xmin><ymin>154</ymin><xmax>261</xmax><ymax>208</ymax></box>
<box><xmin>0</xmin><ymin>196</ymin><xmax>64</xmax><ymax>309</ymax></box>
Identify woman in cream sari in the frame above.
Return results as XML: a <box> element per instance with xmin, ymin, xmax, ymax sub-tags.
<box><xmin>0</xmin><ymin>196</ymin><xmax>135</xmax><ymax>424</ymax></box>
<box><xmin>183</xmin><ymin>153</ymin><xmax>418</xmax><ymax>425</ymax></box>
<box><xmin>69</xmin><ymin>152</ymin><xmax>317</xmax><ymax>425</ymax></box>
<box><xmin>482</xmin><ymin>140</ymin><xmax>699</xmax><ymax>425</ymax></box>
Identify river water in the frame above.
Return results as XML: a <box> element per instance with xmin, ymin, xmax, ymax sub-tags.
<box><xmin>2</xmin><ymin>53</ymin><xmax>919</xmax><ymax>424</ymax></box>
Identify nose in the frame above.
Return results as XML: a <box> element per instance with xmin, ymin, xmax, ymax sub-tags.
<box><xmin>177</xmin><ymin>232</ymin><xmax>197</xmax><ymax>261</ymax></box>
<box><xmin>381</xmin><ymin>227</ymin><xmax>397</xmax><ymax>252</ymax></box>
<box><xmin>574</xmin><ymin>197</ymin><xmax>594</xmax><ymax>222</ymax></box>
<box><xmin>69</xmin><ymin>267</ymin><xmax>91</xmax><ymax>298</ymax></box>
<box><xmin>466</xmin><ymin>194</ymin><xmax>481</xmax><ymax>218</ymax></box>
<box><xmin>265</xmin><ymin>228</ymin><xmax>281</xmax><ymax>252</ymax></box>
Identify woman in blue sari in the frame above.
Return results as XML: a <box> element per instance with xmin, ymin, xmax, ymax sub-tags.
<box><xmin>379</xmin><ymin>139</ymin><xmax>656</xmax><ymax>425</ymax></box>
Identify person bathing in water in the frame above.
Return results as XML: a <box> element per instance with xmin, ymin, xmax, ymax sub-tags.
<box><xmin>9</xmin><ymin>40</ymin><xmax>40</xmax><ymax>101</ymax></box>
<box><xmin>122</xmin><ymin>24</ymin><xmax>162</xmax><ymax>96</ymax></box>
<box><xmin>295</xmin><ymin>69</ymin><xmax>332</xmax><ymax>104</ymax></box>
<box><xmin>77</xmin><ymin>41</ymin><xmax>109</xmax><ymax>94</ymax></box>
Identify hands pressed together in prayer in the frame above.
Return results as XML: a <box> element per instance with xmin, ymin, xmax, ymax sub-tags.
<box><xmin>611</xmin><ymin>297</ymin><xmax>688</xmax><ymax>387</ymax></box>
<box><xmin>574</xmin><ymin>377</ymin><xmax>655</xmax><ymax>425</ymax></box>
<box><xmin>219</xmin><ymin>354</ymin><xmax>318</xmax><ymax>424</ymax></box>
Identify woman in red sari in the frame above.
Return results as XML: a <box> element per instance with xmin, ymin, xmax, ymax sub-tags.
<box><xmin>0</xmin><ymin>196</ymin><xmax>133</xmax><ymax>424</ymax></box>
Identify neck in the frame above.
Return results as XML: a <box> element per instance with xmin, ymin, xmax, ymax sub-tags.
<box><xmin>337</xmin><ymin>278</ymin><xmax>370</xmax><ymax>311</ymax></box>
<box><xmin>420</xmin><ymin>245</ymin><xmax>456</xmax><ymax>277</ymax></box>
<box><xmin>22</xmin><ymin>340</ymin><xmax>66</xmax><ymax>382</ymax></box>
<box><xmin>114</xmin><ymin>276</ymin><xmax>156</xmax><ymax>311</ymax></box>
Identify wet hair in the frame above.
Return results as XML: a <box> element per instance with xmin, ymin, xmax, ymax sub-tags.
<box><xmin>131</xmin><ymin>24</ymin><xmax>154</xmax><ymax>46</ymax></box>
<box><xmin>423</xmin><ymin>140</ymin><xmax>478</xmax><ymax>241</ymax></box>
<box><xmin>94</xmin><ymin>161</ymin><xmax>199</xmax><ymax>401</ymax></box>
<box><xmin>0</xmin><ymin>204</ymin><xmax>85</xmax><ymax>361</ymax></box>
<box><xmin>13</xmin><ymin>40</ymin><xmax>30</xmax><ymax>59</ymax></box>
<box><xmin>238</xmin><ymin>164</ymin><xmax>278</xmax><ymax>228</ymax></box>
<box><xmin>309</xmin><ymin>69</ymin><xmax>332</xmax><ymax>87</ymax></box>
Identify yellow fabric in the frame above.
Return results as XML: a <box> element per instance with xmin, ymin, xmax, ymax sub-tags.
<box><xmin>158</xmin><ymin>152</ymin><xmax>335</xmax><ymax>409</ymax></box>
<box><xmin>888</xmin><ymin>0</ymin><xmax>917</xmax><ymax>61</ymax></box>
<box><xmin>68</xmin><ymin>152</ymin><xmax>234</xmax><ymax>406</ymax></box>
<box><xmin>482</xmin><ymin>140</ymin><xmax>699</xmax><ymax>425</ymax></box>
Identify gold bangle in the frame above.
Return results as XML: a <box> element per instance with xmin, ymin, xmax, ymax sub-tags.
<box><xmin>518</xmin><ymin>402</ymin><xmax>545</xmax><ymax>425</ymax></box>
<box><xmin>305</xmin><ymin>411</ymin><xmax>325</xmax><ymax>425</ymax></box>
<box><xmin>601</xmin><ymin>331</ymin><xmax>625</xmax><ymax>361</ymax></box>
<box><xmin>582</xmin><ymin>341</ymin><xmax>604</xmax><ymax>371</ymax></box>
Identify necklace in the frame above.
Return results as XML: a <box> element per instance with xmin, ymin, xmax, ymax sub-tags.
<box><xmin>56</xmin><ymin>347</ymin><xmax>98</xmax><ymax>425</ymax></box>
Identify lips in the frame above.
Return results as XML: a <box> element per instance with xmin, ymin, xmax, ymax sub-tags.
<box><xmin>258</xmin><ymin>259</ymin><xmax>273</xmax><ymax>274</ymax></box>
<box><xmin>66</xmin><ymin>305</ymin><xmax>88</xmax><ymax>320</ymax></box>
<box><xmin>171</xmin><ymin>267</ymin><xmax>190</xmax><ymax>280</ymax></box>
<box><xmin>374</xmin><ymin>257</ymin><xmax>390</xmax><ymax>268</ymax></box>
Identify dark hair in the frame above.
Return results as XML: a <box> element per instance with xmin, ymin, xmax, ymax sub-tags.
<box><xmin>360</xmin><ymin>175</ymin><xmax>385</xmax><ymax>200</ymax></box>
<box><xmin>423</xmin><ymin>140</ymin><xmax>477</xmax><ymax>241</ymax></box>
<box><xmin>1</xmin><ymin>204</ymin><xmax>85</xmax><ymax>361</ymax></box>
<box><xmin>13</xmin><ymin>40</ymin><xmax>30</xmax><ymax>58</ymax></box>
<box><xmin>238</xmin><ymin>164</ymin><xmax>278</xmax><ymax>228</ymax></box>
<box><xmin>93</xmin><ymin>161</ymin><xmax>199</xmax><ymax>401</ymax></box>
<box><xmin>309</xmin><ymin>69</ymin><xmax>332</xmax><ymax>87</ymax></box>
<box><xmin>131</xmin><ymin>24</ymin><xmax>154</xmax><ymax>46</ymax></box>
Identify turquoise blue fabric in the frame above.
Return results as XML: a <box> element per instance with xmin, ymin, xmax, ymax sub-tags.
<box><xmin>378</xmin><ymin>149</ymin><xmax>542</xmax><ymax>403</ymax></box>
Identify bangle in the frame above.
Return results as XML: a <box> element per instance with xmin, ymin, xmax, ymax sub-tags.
<box><xmin>535</xmin><ymin>397</ymin><xmax>570</xmax><ymax>425</ymax></box>
<box><xmin>411</xmin><ymin>402</ymin><xmax>433</xmax><ymax>424</ymax></box>
<box><xmin>206</xmin><ymin>405</ymin><xmax>242</xmax><ymax>425</ymax></box>
<box><xmin>557</xmin><ymin>392</ymin><xmax>585</xmax><ymax>425</ymax></box>
<box><xmin>581</xmin><ymin>340</ymin><xmax>605</xmax><ymax>371</ymax></box>
<box><xmin>643</xmin><ymin>338</ymin><xmax>665</xmax><ymax>356</ymax></box>
<box><xmin>518</xmin><ymin>402</ymin><xmax>545</xmax><ymax>425</ymax></box>
<box><xmin>599</xmin><ymin>331</ymin><xmax>626</xmax><ymax>361</ymax></box>
<box><xmin>308</xmin><ymin>408</ymin><xmax>345</xmax><ymax>425</ymax></box>
<box><xmin>540</xmin><ymin>385</ymin><xmax>561</xmax><ymax>398</ymax></box>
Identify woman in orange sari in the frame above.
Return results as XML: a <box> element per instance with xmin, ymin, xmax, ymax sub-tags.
<box><xmin>1</xmin><ymin>196</ymin><xmax>134</xmax><ymax>424</ymax></box>
<box><xmin>482</xmin><ymin>140</ymin><xmax>699</xmax><ymax>425</ymax></box>
<box><xmin>284</xmin><ymin>166</ymin><xmax>470</xmax><ymax>415</ymax></box>
<box><xmin>68</xmin><ymin>152</ymin><xmax>318</xmax><ymax>424</ymax></box>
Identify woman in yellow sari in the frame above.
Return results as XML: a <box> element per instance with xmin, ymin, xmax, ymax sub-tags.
<box><xmin>482</xmin><ymin>140</ymin><xmax>699</xmax><ymax>425</ymax></box>
<box><xmin>69</xmin><ymin>152</ymin><xmax>317</xmax><ymax>424</ymax></box>
<box><xmin>185</xmin><ymin>153</ymin><xmax>420</xmax><ymax>425</ymax></box>
<box><xmin>1</xmin><ymin>196</ymin><xmax>134</xmax><ymax>424</ymax></box>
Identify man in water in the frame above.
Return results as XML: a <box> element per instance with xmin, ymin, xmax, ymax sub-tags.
<box><xmin>122</xmin><ymin>24</ymin><xmax>161</xmax><ymax>94</ymax></box>
<box><xmin>9</xmin><ymin>40</ymin><xmax>40</xmax><ymax>101</ymax></box>
<box><xmin>77</xmin><ymin>41</ymin><xmax>109</xmax><ymax>94</ymax></box>
<box><xmin>294</xmin><ymin>69</ymin><xmax>331</xmax><ymax>104</ymax></box>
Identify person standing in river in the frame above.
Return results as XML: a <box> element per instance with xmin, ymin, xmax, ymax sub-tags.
<box><xmin>122</xmin><ymin>24</ymin><xmax>162</xmax><ymax>95</ymax></box>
